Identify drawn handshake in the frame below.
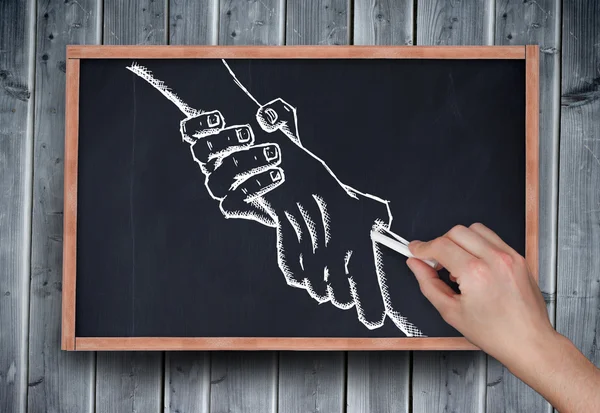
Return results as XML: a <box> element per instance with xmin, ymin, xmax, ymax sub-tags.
<box><xmin>180</xmin><ymin>96</ymin><xmax>420</xmax><ymax>335</ymax></box>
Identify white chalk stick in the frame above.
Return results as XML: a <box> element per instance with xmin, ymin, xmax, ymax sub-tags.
<box><xmin>370</xmin><ymin>230</ymin><xmax>438</xmax><ymax>269</ymax></box>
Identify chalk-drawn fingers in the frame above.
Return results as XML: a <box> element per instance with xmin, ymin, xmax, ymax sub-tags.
<box><xmin>180</xmin><ymin>110</ymin><xmax>225</xmax><ymax>144</ymax></box>
<box><xmin>219</xmin><ymin>168</ymin><xmax>285</xmax><ymax>228</ymax></box>
<box><xmin>326</xmin><ymin>263</ymin><xmax>354</xmax><ymax>310</ymax></box>
<box><xmin>191</xmin><ymin>125</ymin><xmax>255</xmax><ymax>165</ymax></box>
<box><xmin>206</xmin><ymin>143</ymin><xmax>281</xmax><ymax>199</ymax></box>
<box><xmin>256</xmin><ymin>98</ymin><xmax>300</xmax><ymax>144</ymax></box>
<box><xmin>220</xmin><ymin>167</ymin><xmax>285</xmax><ymax>209</ymax></box>
<box><xmin>276</xmin><ymin>216</ymin><xmax>306</xmax><ymax>289</ymax></box>
<box><xmin>291</xmin><ymin>200</ymin><xmax>330</xmax><ymax>301</ymax></box>
<box><xmin>347</xmin><ymin>249</ymin><xmax>386</xmax><ymax>330</ymax></box>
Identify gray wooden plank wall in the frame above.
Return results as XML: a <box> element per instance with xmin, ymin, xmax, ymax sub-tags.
<box><xmin>0</xmin><ymin>0</ymin><xmax>34</xmax><ymax>412</ymax></box>
<box><xmin>28</xmin><ymin>0</ymin><xmax>99</xmax><ymax>411</ymax></box>
<box><xmin>1</xmin><ymin>0</ymin><xmax>598</xmax><ymax>412</ymax></box>
<box><xmin>557</xmin><ymin>3</ymin><xmax>600</xmax><ymax>413</ymax></box>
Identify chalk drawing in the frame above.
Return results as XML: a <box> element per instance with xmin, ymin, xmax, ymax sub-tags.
<box><xmin>126</xmin><ymin>60</ymin><xmax>424</xmax><ymax>337</ymax></box>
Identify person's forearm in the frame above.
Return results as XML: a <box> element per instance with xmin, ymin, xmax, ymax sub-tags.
<box><xmin>505</xmin><ymin>331</ymin><xmax>600</xmax><ymax>413</ymax></box>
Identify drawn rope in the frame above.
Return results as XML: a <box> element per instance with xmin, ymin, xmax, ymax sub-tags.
<box><xmin>126</xmin><ymin>62</ymin><xmax>201</xmax><ymax>118</ymax></box>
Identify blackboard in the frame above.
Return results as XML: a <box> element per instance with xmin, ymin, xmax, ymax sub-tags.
<box><xmin>62</xmin><ymin>46</ymin><xmax>539</xmax><ymax>351</ymax></box>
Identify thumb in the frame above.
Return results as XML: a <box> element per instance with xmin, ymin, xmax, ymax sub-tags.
<box><xmin>256</xmin><ymin>98</ymin><xmax>300</xmax><ymax>144</ymax></box>
<box><xmin>406</xmin><ymin>258</ymin><xmax>458</xmax><ymax>322</ymax></box>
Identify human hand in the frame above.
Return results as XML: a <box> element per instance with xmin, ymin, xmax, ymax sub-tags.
<box><xmin>406</xmin><ymin>223</ymin><xmax>554</xmax><ymax>366</ymax></box>
<box><xmin>180</xmin><ymin>99</ymin><xmax>395</xmax><ymax>331</ymax></box>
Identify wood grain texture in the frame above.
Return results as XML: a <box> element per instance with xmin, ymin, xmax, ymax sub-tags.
<box><xmin>557</xmin><ymin>0</ymin><xmax>600</xmax><ymax>377</ymax></box>
<box><xmin>95</xmin><ymin>352</ymin><xmax>164</xmax><ymax>413</ymax></box>
<box><xmin>218</xmin><ymin>0</ymin><xmax>284</xmax><ymax>45</ymax></box>
<box><xmin>278</xmin><ymin>352</ymin><xmax>345</xmax><ymax>413</ymax></box>
<box><xmin>413</xmin><ymin>352</ymin><xmax>486</xmax><ymax>412</ymax></box>
<box><xmin>286</xmin><ymin>0</ymin><xmax>350</xmax><ymax>45</ymax></box>
<box><xmin>416</xmin><ymin>0</ymin><xmax>493</xmax><ymax>45</ymax></box>
<box><xmin>347</xmin><ymin>352</ymin><xmax>410</xmax><ymax>413</ymax></box>
<box><xmin>412</xmin><ymin>1</ymin><xmax>493</xmax><ymax>412</ymax></box>
<box><xmin>170</xmin><ymin>0</ymin><xmax>218</xmax><ymax>45</ymax></box>
<box><xmin>165</xmin><ymin>353</ymin><xmax>210</xmax><ymax>413</ymax></box>
<box><xmin>353</xmin><ymin>0</ymin><xmax>414</xmax><ymax>45</ymax></box>
<box><xmin>103</xmin><ymin>0</ymin><xmax>167</xmax><ymax>45</ymax></box>
<box><xmin>29</xmin><ymin>0</ymin><xmax>99</xmax><ymax>406</ymax></box>
<box><xmin>164</xmin><ymin>4</ymin><xmax>214</xmax><ymax>412</ymax></box>
<box><xmin>93</xmin><ymin>2</ymin><xmax>167</xmax><ymax>412</ymax></box>
<box><xmin>349</xmin><ymin>4</ymin><xmax>413</xmax><ymax>412</ymax></box>
<box><xmin>0</xmin><ymin>1</ymin><xmax>34</xmax><ymax>412</ymax></box>
<box><xmin>210</xmin><ymin>352</ymin><xmax>277</xmax><ymax>413</ymax></box>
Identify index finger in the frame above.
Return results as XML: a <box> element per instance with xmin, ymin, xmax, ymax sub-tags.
<box><xmin>408</xmin><ymin>237</ymin><xmax>476</xmax><ymax>275</ymax></box>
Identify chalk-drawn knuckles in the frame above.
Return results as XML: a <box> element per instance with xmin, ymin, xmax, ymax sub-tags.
<box><xmin>180</xmin><ymin>110</ymin><xmax>225</xmax><ymax>144</ymax></box>
<box><xmin>219</xmin><ymin>167</ymin><xmax>286</xmax><ymax>212</ymax></box>
<box><xmin>203</xmin><ymin>143</ymin><xmax>283</xmax><ymax>200</ymax></box>
<box><xmin>191</xmin><ymin>124</ymin><xmax>256</xmax><ymax>164</ymax></box>
<box><xmin>256</xmin><ymin>98</ymin><xmax>300</xmax><ymax>144</ymax></box>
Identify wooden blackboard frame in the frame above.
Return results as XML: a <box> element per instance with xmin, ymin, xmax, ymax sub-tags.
<box><xmin>62</xmin><ymin>45</ymin><xmax>539</xmax><ymax>351</ymax></box>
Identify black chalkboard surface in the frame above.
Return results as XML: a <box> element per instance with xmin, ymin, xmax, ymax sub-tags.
<box><xmin>63</xmin><ymin>46</ymin><xmax>537</xmax><ymax>350</ymax></box>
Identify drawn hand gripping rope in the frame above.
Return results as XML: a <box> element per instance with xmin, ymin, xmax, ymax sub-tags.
<box><xmin>126</xmin><ymin>61</ymin><xmax>424</xmax><ymax>337</ymax></box>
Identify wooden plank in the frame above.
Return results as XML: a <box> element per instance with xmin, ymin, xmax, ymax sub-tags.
<box><xmin>353</xmin><ymin>0</ymin><xmax>414</xmax><ymax>45</ymax></box>
<box><xmin>487</xmin><ymin>2</ymin><xmax>560</xmax><ymax>412</ymax></box>
<box><xmin>218</xmin><ymin>0</ymin><xmax>284</xmax><ymax>45</ymax></box>
<box><xmin>413</xmin><ymin>352</ymin><xmax>486</xmax><ymax>412</ymax></box>
<box><xmin>416</xmin><ymin>0</ymin><xmax>493</xmax><ymax>45</ymax></box>
<box><xmin>169</xmin><ymin>0</ymin><xmax>218</xmax><ymax>45</ymax></box>
<box><xmin>103</xmin><ymin>0</ymin><xmax>167</xmax><ymax>45</ymax></box>
<box><xmin>556</xmin><ymin>0</ymin><xmax>600</xmax><ymax>391</ymax></box>
<box><xmin>67</xmin><ymin>45</ymin><xmax>527</xmax><ymax>59</ymax></box>
<box><xmin>412</xmin><ymin>1</ymin><xmax>492</xmax><ymax>412</ymax></box>
<box><xmin>349</xmin><ymin>4</ymin><xmax>413</xmax><ymax>412</ymax></box>
<box><xmin>0</xmin><ymin>0</ymin><xmax>34</xmax><ymax>412</ymax></box>
<box><xmin>347</xmin><ymin>352</ymin><xmax>410</xmax><ymax>413</ymax></box>
<box><xmin>95</xmin><ymin>352</ymin><xmax>164</xmax><ymax>413</ymax></box>
<box><xmin>94</xmin><ymin>2</ymin><xmax>167</xmax><ymax>413</ymax></box>
<box><xmin>286</xmin><ymin>0</ymin><xmax>350</xmax><ymax>45</ymax></box>
<box><xmin>165</xmin><ymin>353</ymin><xmax>210</xmax><ymax>413</ymax></box>
<box><xmin>209</xmin><ymin>352</ymin><xmax>277</xmax><ymax>413</ymax></box>
<box><xmin>27</xmin><ymin>0</ymin><xmax>99</xmax><ymax>410</ymax></box>
<box><xmin>277</xmin><ymin>352</ymin><xmax>345</xmax><ymax>413</ymax></box>
<box><xmin>164</xmin><ymin>3</ymin><xmax>215</xmax><ymax>412</ymax></box>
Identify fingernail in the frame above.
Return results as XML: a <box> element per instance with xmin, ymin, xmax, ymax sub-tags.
<box><xmin>265</xmin><ymin>108</ymin><xmax>278</xmax><ymax>124</ymax></box>
<box><xmin>406</xmin><ymin>258</ymin><xmax>415</xmax><ymax>272</ymax></box>
<box><xmin>263</xmin><ymin>145</ymin><xmax>278</xmax><ymax>162</ymax></box>
<box><xmin>207</xmin><ymin>113</ymin><xmax>220</xmax><ymax>127</ymax></box>
<box><xmin>270</xmin><ymin>170</ymin><xmax>282</xmax><ymax>182</ymax></box>
<box><xmin>236</xmin><ymin>127</ymin><xmax>251</xmax><ymax>143</ymax></box>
